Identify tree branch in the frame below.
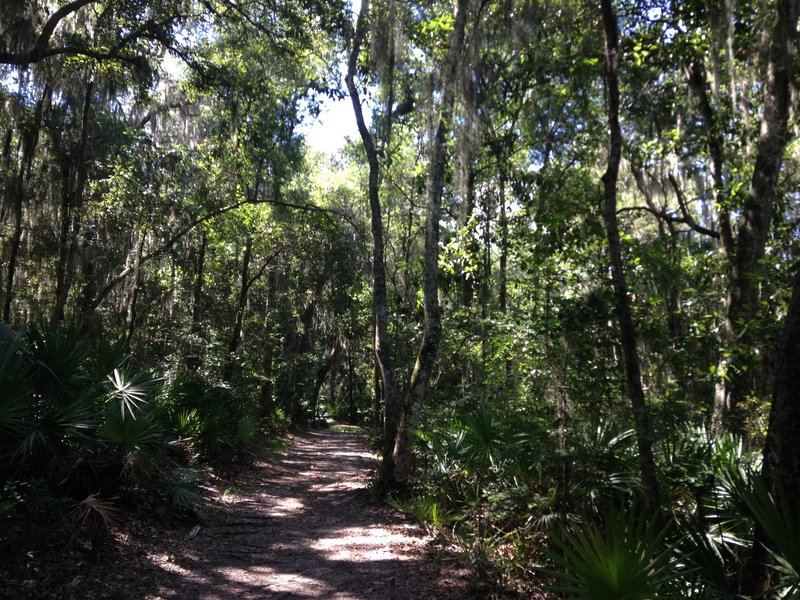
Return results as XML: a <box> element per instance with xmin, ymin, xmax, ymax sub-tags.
<box><xmin>36</xmin><ymin>0</ymin><xmax>99</xmax><ymax>52</ymax></box>
<box><xmin>89</xmin><ymin>197</ymin><xmax>341</xmax><ymax>313</ymax></box>
<box><xmin>246</xmin><ymin>246</ymin><xmax>283</xmax><ymax>288</ymax></box>
<box><xmin>0</xmin><ymin>0</ymin><xmax>100</xmax><ymax>65</ymax></box>
<box><xmin>668</xmin><ymin>173</ymin><xmax>720</xmax><ymax>239</ymax></box>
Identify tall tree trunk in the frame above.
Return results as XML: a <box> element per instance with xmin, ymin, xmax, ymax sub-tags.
<box><xmin>461</xmin><ymin>166</ymin><xmax>477</xmax><ymax>308</ymax></box>
<box><xmin>345</xmin><ymin>0</ymin><xmax>399</xmax><ymax>484</ymax></box>
<box><xmin>498</xmin><ymin>168</ymin><xmax>508</xmax><ymax>314</ymax></box>
<box><xmin>714</xmin><ymin>0</ymin><xmax>797</xmax><ymax>436</ymax></box>
<box><xmin>309</xmin><ymin>339</ymin><xmax>341</xmax><ymax>420</ymax></box>
<box><xmin>742</xmin><ymin>265</ymin><xmax>800</xmax><ymax>596</ymax></box>
<box><xmin>479</xmin><ymin>177</ymin><xmax>492</xmax><ymax>368</ymax></box>
<box><xmin>224</xmin><ymin>236</ymin><xmax>253</xmax><ymax>381</ymax></box>
<box><xmin>192</xmin><ymin>231</ymin><xmax>207</xmax><ymax>327</ymax></box>
<box><xmin>372</xmin><ymin>355</ymin><xmax>383</xmax><ymax>429</ymax></box>
<box><xmin>347</xmin><ymin>345</ymin><xmax>357</xmax><ymax>424</ymax></box>
<box><xmin>3</xmin><ymin>81</ymin><xmax>50</xmax><ymax>322</ymax></box>
<box><xmin>124</xmin><ymin>229</ymin><xmax>147</xmax><ymax>342</ymax></box>
<box><xmin>51</xmin><ymin>78</ymin><xmax>93</xmax><ymax>328</ymax></box>
<box><xmin>600</xmin><ymin>0</ymin><xmax>661</xmax><ymax>512</ymax></box>
<box><xmin>392</xmin><ymin>0</ymin><xmax>468</xmax><ymax>484</ymax></box>
<box><xmin>259</xmin><ymin>268</ymin><xmax>277</xmax><ymax>418</ymax></box>
<box><xmin>186</xmin><ymin>231</ymin><xmax>207</xmax><ymax>371</ymax></box>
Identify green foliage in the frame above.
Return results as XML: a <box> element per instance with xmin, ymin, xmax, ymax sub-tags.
<box><xmin>0</xmin><ymin>0</ymin><xmax>797</xmax><ymax>595</ymax></box>
<box><xmin>100</xmin><ymin>413</ymin><xmax>163</xmax><ymax>454</ymax></box>
<box><xmin>104</xmin><ymin>368</ymin><xmax>161</xmax><ymax>421</ymax></box>
<box><xmin>0</xmin><ymin>325</ymin><xmax>95</xmax><ymax>471</ymax></box>
<box><xmin>545</xmin><ymin>507</ymin><xmax>676</xmax><ymax>599</ymax></box>
<box><xmin>163</xmin><ymin>468</ymin><xmax>205</xmax><ymax>512</ymax></box>
<box><xmin>160</xmin><ymin>373</ymin><xmax>259</xmax><ymax>461</ymax></box>
<box><xmin>728</xmin><ymin>475</ymin><xmax>800</xmax><ymax>597</ymax></box>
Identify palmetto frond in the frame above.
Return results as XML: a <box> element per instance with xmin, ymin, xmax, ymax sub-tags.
<box><xmin>106</xmin><ymin>368</ymin><xmax>161</xmax><ymax>420</ymax></box>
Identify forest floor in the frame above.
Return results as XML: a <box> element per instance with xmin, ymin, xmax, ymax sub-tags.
<box><xmin>16</xmin><ymin>427</ymin><xmax>474</xmax><ymax>599</ymax></box>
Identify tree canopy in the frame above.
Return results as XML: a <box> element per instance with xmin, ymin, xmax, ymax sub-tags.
<box><xmin>2</xmin><ymin>0</ymin><xmax>799</xmax><ymax>596</ymax></box>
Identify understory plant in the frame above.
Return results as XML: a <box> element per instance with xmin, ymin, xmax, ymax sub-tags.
<box><xmin>409</xmin><ymin>405</ymin><xmax>799</xmax><ymax>598</ymax></box>
<box><xmin>0</xmin><ymin>322</ymin><xmax>264</xmax><ymax>573</ymax></box>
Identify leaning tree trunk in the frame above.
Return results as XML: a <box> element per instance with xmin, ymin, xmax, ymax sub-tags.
<box><xmin>345</xmin><ymin>0</ymin><xmax>399</xmax><ymax>484</ymax></box>
<box><xmin>392</xmin><ymin>0</ymin><xmax>468</xmax><ymax>484</ymax></box>
<box><xmin>713</xmin><ymin>0</ymin><xmax>797</xmax><ymax>436</ymax></box>
<box><xmin>600</xmin><ymin>0</ymin><xmax>661</xmax><ymax>512</ymax></box>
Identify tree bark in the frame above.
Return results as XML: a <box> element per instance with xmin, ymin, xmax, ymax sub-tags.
<box><xmin>461</xmin><ymin>166</ymin><xmax>477</xmax><ymax>308</ymax></box>
<box><xmin>713</xmin><ymin>0</ymin><xmax>797</xmax><ymax>435</ymax></box>
<box><xmin>372</xmin><ymin>355</ymin><xmax>383</xmax><ymax>429</ymax></box>
<box><xmin>51</xmin><ymin>78</ymin><xmax>94</xmax><ymax>328</ymax></box>
<box><xmin>742</xmin><ymin>265</ymin><xmax>800</xmax><ymax>596</ymax></box>
<box><xmin>347</xmin><ymin>346</ymin><xmax>357</xmax><ymax>424</ymax></box>
<box><xmin>185</xmin><ymin>231</ymin><xmax>207</xmax><ymax>371</ymax></box>
<box><xmin>192</xmin><ymin>232</ymin><xmax>207</xmax><ymax>327</ymax></box>
<box><xmin>498</xmin><ymin>168</ymin><xmax>508</xmax><ymax>314</ymax></box>
<box><xmin>600</xmin><ymin>0</ymin><xmax>661</xmax><ymax>512</ymax></box>
<box><xmin>3</xmin><ymin>82</ymin><xmax>50</xmax><ymax>322</ymax></box>
<box><xmin>392</xmin><ymin>0</ymin><xmax>468</xmax><ymax>484</ymax></box>
<box><xmin>345</xmin><ymin>0</ymin><xmax>399</xmax><ymax>484</ymax></box>
<box><xmin>124</xmin><ymin>229</ymin><xmax>147</xmax><ymax>342</ymax></box>
<box><xmin>309</xmin><ymin>339</ymin><xmax>342</xmax><ymax>420</ymax></box>
<box><xmin>224</xmin><ymin>236</ymin><xmax>253</xmax><ymax>381</ymax></box>
<box><xmin>259</xmin><ymin>268</ymin><xmax>277</xmax><ymax>418</ymax></box>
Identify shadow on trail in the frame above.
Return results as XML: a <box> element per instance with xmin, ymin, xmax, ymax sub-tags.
<box><xmin>150</xmin><ymin>429</ymin><xmax>469</xmax><ymax>600</ymax></box>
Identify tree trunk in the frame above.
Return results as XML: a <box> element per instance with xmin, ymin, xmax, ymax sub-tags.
<box><xmin>392</xmin><ymin>0</ymin><xmax>467</xmax><ymax>484</ymax></box>
<box><xmin>600</xmin><ymin>0</ymin><xmax>661</xmax><ymax>512</ymax></box>
<box><xmin>372</xmin><ymin>355</ymin><xmax>383</xmax><ymax>429</ymax></box>
<box><xmin>556</xmin><ymin>382</ymin><xmax>570</xmax><ymax>524</ymax></box>
<box><xmin>51</xmin><ymin>78</ymin><xmax>93</xmax><ymax>328</ymax></box>
<box><xmin>498</xmin><ymin>168</ymin><xmax>508</xmax><ymax>314</ymax></box>
<box><xmin>347</xmin><ymin>346</ymin><xmax>357</xmax><ymax>424</ymax></box>
<box><xmin>192</xmin><ymin>231</ymin><xmax>207</xmax><ymax>327</ymax></box>
<box><xmin>259</xmin><ymin>268</ymin><xmax>277</xmax><ymax>418</ymax></box>
<box><xmin>714</xmin><ymin>0</ymin><xmax>797</xmax><ymax>436</ymax></box>
<box><xmin>124</xmin><ymin>229</ymin><xmax>147</xmax><ymax>342</ymax></box>
<box><xmin>740</xmin><ymin>265</ymin><xmax>800</xmax><ymax>596</ymax></box>
<box><xmin>3</xmin><ymin>81</ymin><xmax>50</xmax><ymax>322</ymax></box>
<box><xmin>224</xmin><ymin>236</ymin><xmax>253</xmax><ymax>381</ymax></box>
<box><xmin>461</xmin><ymin>166</ymin><xmax>477</xmax><ymax>308</ymax></box>
<box><xmin>345</xmin><ymin>0</ymin><xmax>399</xmax><ymax>484</ymax></box>
<box><xmin>186</xmin><ymin>231</ymin><xmax>207</xmax><ymax>371</ymax></box>
<box><xmin>309</xmin><ymin>339</ymin><xmax>341</xmax><ymax>420</ymax></box>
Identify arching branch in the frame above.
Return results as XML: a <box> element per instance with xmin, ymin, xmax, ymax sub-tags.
<box><xmin>668</xmin><ymin>174</ymin><xmax>720</xmax><ymax>239</ymax></box>
<box><xmin>0</xmin><ymin>0</ymin><xmax>100</xmax><ymax>65</ymax></box>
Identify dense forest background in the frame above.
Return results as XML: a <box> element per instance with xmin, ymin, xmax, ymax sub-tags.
<box><xmin>2</xmin><ymin>0</ymin><xmax>800</xmax><ymax>597</ymax></box>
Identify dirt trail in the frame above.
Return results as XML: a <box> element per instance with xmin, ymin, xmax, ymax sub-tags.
<box><xmin>149</xmin><ymin>428</ymin><xmax>471</xmax><ymax>599</ymax></box>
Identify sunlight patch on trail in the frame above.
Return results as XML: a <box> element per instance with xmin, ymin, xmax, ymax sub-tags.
<box><xmin>263</xmin><ymin>495</ymin><xmax>306</xmax><ymax>515</ymax></box>
<box><xmin>311</xmin><ymin>526</ymin><xmax>425</xmax><ymax>561</ymax></box>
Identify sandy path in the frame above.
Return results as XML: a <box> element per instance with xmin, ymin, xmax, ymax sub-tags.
<box><xmin>148</xmin><ymin>429</ymin><xmax>471</xmax><ymax>599</ymax></box>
